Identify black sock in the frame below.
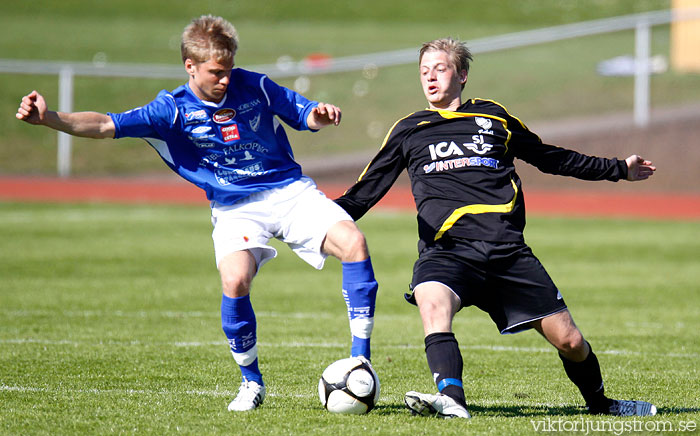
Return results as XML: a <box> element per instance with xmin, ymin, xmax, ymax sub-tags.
<box><xmin>424</xmin><ymin>332</ymin><xmax>467</xmax><ymax>408</ymax></box>
<box><xmin>559</xmin><ymin>342</ymin><xmax>613</xmax><ymax>412</ymax></box>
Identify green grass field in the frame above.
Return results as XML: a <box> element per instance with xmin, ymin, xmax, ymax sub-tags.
<box><xmin>1</xmin><ymin>202</ymin><xmax>698</xmax><ymax>435</ymax></box>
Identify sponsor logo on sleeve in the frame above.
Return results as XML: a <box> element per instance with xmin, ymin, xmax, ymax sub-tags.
<box><xmin>213</xmin><ymin>108</ymin><xmax>236</xmax><ymax>124</ymax></box>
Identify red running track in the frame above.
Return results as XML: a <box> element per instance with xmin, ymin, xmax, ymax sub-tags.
<box><xmin>0</xmin><ymin>176</ymin><xmax>699</xmax><ymax>220</ymax></box>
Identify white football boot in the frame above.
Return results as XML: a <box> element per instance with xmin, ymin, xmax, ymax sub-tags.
<box><xmin>597</xmin><ymin>399</ymin><xmax>657</xmax><ymax>416</ymax></box>
<box><xmin>404</xmin><ymin>391</ymin><xmax>471</xmax><ymax>419</ymax></box>
<box><xmin>227</xmin><ymin>378</ymin><xmax>266</xmax><ymax>412</ymax></box>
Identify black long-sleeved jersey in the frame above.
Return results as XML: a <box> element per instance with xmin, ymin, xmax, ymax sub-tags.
<box><xmin>335</xmin><ymin>98</ymin><xmax>628</xmax><ymax>248</ymax></box>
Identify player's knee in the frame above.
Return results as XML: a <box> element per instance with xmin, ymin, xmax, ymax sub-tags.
<box><xmin>221</xmin><ymin>273</ymin><xmax>252</xmax><ymax>297</ymax></box>
<box><xmin>329</xmin><ymin>222</ymin><xmax>369</xmax><ymax>261</ymax></box>
<box><xmin>418</xmin><ymin>300</ymin><xmax>441</xmax><ymax>320</ymax></box>
<box><xmin>417</xmin><ymin>296</ymin><xmax>454</xmax><ymax>328</ymax></box>
<box><xmin>557</xmin><ymin>330</ymin><xmax>586</xmax><ymax>355</ymax></box>
<box><xmin>343</xmin><ymin>228</ymin><xmax>368</xmax><ymax>258</ymax></box>
<box><xmin>418</xmin><ymin>309</ymin><xmax>453</xmax><ymax>334</ymax></box>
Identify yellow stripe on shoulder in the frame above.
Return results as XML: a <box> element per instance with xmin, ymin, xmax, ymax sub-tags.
<box><xmin>470</xmin><ymin>98</ymin><xmax>534</xmax><ymax>134</ymax></box>
<box><xmin>434</xmin><ymin>179</ymin><xmax>519</xmax><ymax>241</ymax></box>
<box><xmin>433</xmin><ymin>109</ymin><xmax>507</xmax><ymax>126</ymax></box>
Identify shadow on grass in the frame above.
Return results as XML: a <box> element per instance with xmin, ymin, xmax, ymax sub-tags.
<box><xmin>372</xmin><ymin>403</ymin><xmax>699</xmax><ymax>418</ymax></box>
<box><xmin>467</xmin><ymin>405</ymin><xmax>700</xmax><ymax>418</ymax></box>
<box><xmin>656</xmin><ymin>407</ymin><xmax>700</xmax><ymax>415</ymax></box>
<box><xmin>468</xmin><ymin>404</ymin><xmax>586</xmax><ymax>417</ymax></box>
<box><xmin>372</xmin><ymin>403</ymin><xmax>586</xmax><ymax>417</ymax></box>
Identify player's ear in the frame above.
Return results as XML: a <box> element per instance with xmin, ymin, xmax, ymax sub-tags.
<box><xmin>460</xmin><ymin>69</ymin><xmax>468</xmax><ymax>85</ymax></box>
<box><xmin>184</xmin><ymin>59</ymin><xmax>196</xmax><ymax>76</ymax></box>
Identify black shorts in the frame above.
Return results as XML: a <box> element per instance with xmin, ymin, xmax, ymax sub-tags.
<box><xmin>407</xmin><ymin>238</ymin><xmax>567</xmax><ymax>334</ymax></box>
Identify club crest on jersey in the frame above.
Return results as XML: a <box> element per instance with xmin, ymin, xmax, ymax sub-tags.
<box><xmin>249</xmin><ymin>113</ymin><xmax>261</xmax><ymax>132</ymax></box>
<box><xmin>475</xmin><ymin>116</ymin><xmax>494</xmax><ymax>135</ymax></box>
<box><xmin>221</xmin><ymin>123</ymin><xmax>240</xmax><ymax>142</ymax></box>
<box><xmin>213</xmin><ymin>108</ymin><xmax>236</xmax><ymax>124</ymax></box>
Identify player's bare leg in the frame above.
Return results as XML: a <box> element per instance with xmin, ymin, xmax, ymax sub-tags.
<box><xmin>219</xmin><ymin>250</ymin><xmax>265</xmax><ymax>411</ymax></box>
<box><xmin>323</xmin><ymin>220</ymin><xmax>378</xmax><ymax>360</ymax></box>
<box><xmin>321</xmin><ymin>220</ymin><xmax>368</xmax><ymax>262</ymax></box>
<box><xmin>532</xmin><ymin>310</ymin><xmax>656</xmax><ymax>416</ymax></box>
<box><xmin>413</xmin><ymin>282</ymin><xmax>460</xmax><ymax>336</ymax></box>
<box><xmin>532</xmin><ymin>309</ymin><xmax>588</xmax><ymax>361</ymax></box>
<box><xmin>219</xmin><ymin>250</ymin><xmax>256</xmax><ymax>298</ymax></box>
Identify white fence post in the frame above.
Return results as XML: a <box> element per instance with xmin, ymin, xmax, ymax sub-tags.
<box><xmin>634</xmin><ymin>20</ymin><xmax>651</xmax><ymax>127</ymax></box>
<box><xmin>57</xmin><ymin>66</ymin><xmax>74</xmax><ymax>178</ymax></box>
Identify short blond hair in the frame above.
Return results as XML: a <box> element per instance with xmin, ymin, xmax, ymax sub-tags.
<box><xmin>419</xmin><ymin>38</ymin><xmax>473</xmax><ymax>89</ymax></box>
<box><xmin>181</xmin><ymin>15</ymin><xmax>238</xmax><ymax>64</ymax></box>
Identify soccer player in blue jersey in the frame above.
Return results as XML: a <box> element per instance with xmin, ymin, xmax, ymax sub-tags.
<box><xmin>16</xmin><ymin>15</ymin><xmax>378</xmax><ymax>412</ymax></box>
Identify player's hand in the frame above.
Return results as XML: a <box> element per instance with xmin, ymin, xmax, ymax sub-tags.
<box><xmin>16</xmin><ymin>90</ymin><xmax>48</xmax><ymax>125</ymax></box>
<box><xmin>308</xmin><ymin>102</ymin><xmax>342</xmax><ymax>128</ymax></box>
<box><xmin>625</xmin><ymin>155</ymin><xmax>656</xmax><ymax>181</ymax></box>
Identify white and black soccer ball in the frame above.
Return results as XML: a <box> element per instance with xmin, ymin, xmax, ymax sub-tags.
<box><xmin>318</xmin><ymin>356</ymin><xmax>380</xmax><ymax>414</ymax></box>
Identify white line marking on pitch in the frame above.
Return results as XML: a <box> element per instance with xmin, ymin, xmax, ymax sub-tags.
<box><xmin>0</xmin><ymin>384</ymin><xmax>310</xmax><ymax>399</ymax></box>
<box><xmin>1</xmin><ymin>338</ymin><xmax>697</xmax><ymax>358</ymax></box>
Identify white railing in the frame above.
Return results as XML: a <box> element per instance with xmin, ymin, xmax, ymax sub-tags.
<box><xmin>1</xmin><ymin>9</ymin><xmax>698</xmax><ymax>177</ymax></box>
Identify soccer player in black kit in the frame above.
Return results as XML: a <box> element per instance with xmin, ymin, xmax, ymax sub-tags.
<box><xmin>335</xmin><ymin>38</ymin><xmax>657</xmax><ymax>419</ymax></box>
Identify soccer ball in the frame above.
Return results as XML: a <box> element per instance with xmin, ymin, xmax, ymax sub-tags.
<box><xmin>318</xmin><ymin>356</ymin><xmax>380</xmax><ymax>414</ymax></box>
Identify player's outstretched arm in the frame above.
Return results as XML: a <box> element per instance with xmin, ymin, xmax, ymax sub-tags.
<box><xmin>625</xmin><ymin>155</ymin><xmax>656</xmax><ymax>181</ymax></box>
<box><xmin>307</xmin><ymin>102</ymin><xmax>341</xmax><ymax>130</ymax></box>
<box><xmin>16</xmin><ymin>90</ymin><xmax>115</xmax><ymax>139</ymax></box>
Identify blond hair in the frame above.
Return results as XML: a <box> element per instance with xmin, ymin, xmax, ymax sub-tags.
<box><xmin>181</xmin><ymin>15</ymin><xmax>238</xmax><ymax>64</ymax></box>
<box><xmin>419</xmin><ymin>38</ymin><xmax>473</xmax><ymax>89</ymax></box>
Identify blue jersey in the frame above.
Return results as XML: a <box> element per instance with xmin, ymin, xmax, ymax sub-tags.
<box><xmin>109</xmin><ymin>68</ymin><xmax>318</xmax><ymax>205</ymax></box>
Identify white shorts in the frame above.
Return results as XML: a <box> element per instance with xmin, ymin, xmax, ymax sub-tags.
<box><xmin>211</xmin><ymin>177</ymin><xmax>353</xmax><ymax>271</ymax></box>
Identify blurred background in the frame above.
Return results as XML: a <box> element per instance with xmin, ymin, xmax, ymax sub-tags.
<box><xmin>1</xmin><ymin>0</ymin><xmax>698</xmax><ymax>193</ymax></box>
